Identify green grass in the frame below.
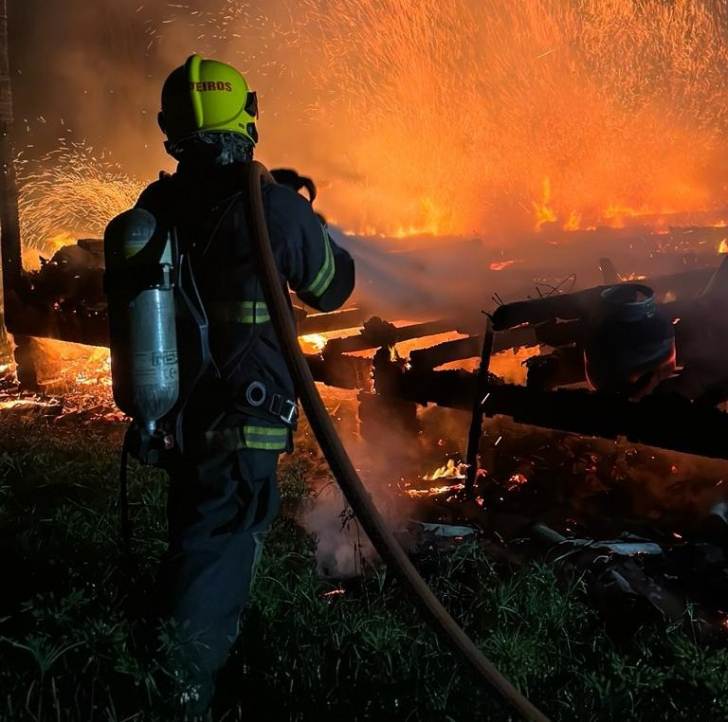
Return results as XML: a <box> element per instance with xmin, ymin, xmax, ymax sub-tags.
<box><xmin>0</xmin><ymin>417</ymin><xmax>726</xmax><ymax>721</ymax></box>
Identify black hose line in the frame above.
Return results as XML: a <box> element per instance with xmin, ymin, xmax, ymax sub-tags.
<box><xmin>243</xmin><ymin>161</ymin><xmax>552</xmax><ymax>722</ymax></box>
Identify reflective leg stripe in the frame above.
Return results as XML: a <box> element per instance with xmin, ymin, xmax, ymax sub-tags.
<box><xmin>205</xmin><ymin>300</ymin><xmax>271</xmax><ymax>325</ymax></box>
<box><xmin>304</xmin><ymin>227</ymin><xmax>335</xmax><ymax>299</ymax></box>
<box><xmin>205</xmin><ymin>424</ymin><xmax>288</xmax><ymax>451</ymax></box>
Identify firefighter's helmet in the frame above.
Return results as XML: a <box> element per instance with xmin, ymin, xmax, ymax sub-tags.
<box><xmin>158</xmin><ymin>54</ymin><xmax>259</xmax><ymax>146</ymax></box>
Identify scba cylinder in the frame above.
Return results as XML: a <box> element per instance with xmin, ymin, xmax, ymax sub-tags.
<box><xmin>104</xmin><ymin>208</ymin><xmax>179</xmax><ymax>428</ymax></box>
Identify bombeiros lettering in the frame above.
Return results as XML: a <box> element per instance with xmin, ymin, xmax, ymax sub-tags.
<box><xmin>190</xmin><ymin>81</ymin><xmax>233</xmax><ymax>92</ymax></box>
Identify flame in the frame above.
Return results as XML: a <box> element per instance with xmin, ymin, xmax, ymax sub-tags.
<box><xmin>302</xmin><ymin>0</ymin><xmax>728</xmax><ymax>235</ymax></box>
<box><xmin>424</xmin><ymin>458</ymin><xmax>468</xmax><ymax>481</ymax></box>
<box><xmin>533</xmin><ymin>177</ymin><xmax>558</xmax><ymax>231</ymax></box>
<box><xmin>619</xmin><ymin>272</ymin><xmax>648</xmax><ymax>282</ymax></box>
<box><xmin>602</xmin><ymin>203</ymin><xmax>647</xmax><ymax>228</ymax></box>
<box><xmin>300</xmin><ymin>334</ymin><xmax>328</xmax><ymax>353</ymax></box>
<box><xmin>405</xmin><ymin>482</ymin><xmax>465</xmax><ymax>498</ymax></box>
<box><xmin>719</xmin><ymin>239</ymin><xmax>728</xmax><ymax>254</ymax></box>
<box><xmin>393</xmin><ymin>197</ymin><xmax>446</xmax><ymax>237</ymax></box>
<box><xmin>21</xmin><ymin>232</ymin><xmax>78</xmax><ymax>271</ymax></box>
<box><xmin>489</xmin><ymin>260</ymin><xmax>516</xmax><ymax>271</ymax></box>
<box><xmin>489</xmin><ymin>346</ymin><xmax>542</xmax><ymax>386</ymax></box>
<box><xmin>18</xmin><ymin>2</ymin><xmax>728</xmax><ymax>239</ymax></box>
<box><xmin>404</xmin><ymin>459</ymin><xmax>468</xmax><ymax>498</ymax></box>
<box><xmin>0</xmin><ymin>340</ymin><xmax>117</xmax><ymax>421</ymax></box>
<box><xmin>564</xmin><ymin>211</ymin><xmax>582</xmax><ymax>232</ymax></box>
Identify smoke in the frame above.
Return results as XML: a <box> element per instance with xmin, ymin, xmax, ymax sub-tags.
<box><xmin>300</xmin><ymin>484</ymin><xmax>379</xmax><ymax>579</ymax></box>
<box><xmin>297</xmin><ymin>427</ymin><xmax>419</xmax><ymax>578</ymax></box>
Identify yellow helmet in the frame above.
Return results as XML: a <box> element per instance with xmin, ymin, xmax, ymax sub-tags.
<box><xmin>158</xmin><ymin>54</ymin><xmax>259</xmax><ymax>146</ymax></box>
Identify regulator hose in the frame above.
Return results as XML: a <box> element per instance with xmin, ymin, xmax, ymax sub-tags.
<box><xmin>243</xmin><ymin>161</ymin><xmax>552</xmax><ymax>722</ymax></box>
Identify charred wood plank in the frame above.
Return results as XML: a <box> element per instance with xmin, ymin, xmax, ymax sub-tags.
<box><xmin>298</xmin><ymin>307</ymin><xmax>368</xmax><ymax>335</ymax></box>
<box><xmin>396</xmin><ymin>368</ymin><xmax>728</xmax><ymax>461</ymax></box>
<box><xmin>324</xmin><ymin>319</ymin><xmax>455</xmax><ymax>355</ymax></box>
<box><xmin>492</xmin><ymin>326</ymin><xmax>539</xmax><ymax>352</ymax></box>
<box><xmin>409</xmin><ymin>335</ymin><xmax>482</xmax><ymax>369</ymax></box>
<box><xmin>306</xmin><ymin>352</ymin><xmax>372</xmax><ymax>390</ymax></box>
<box><xmin>492</xmin><ymin>287</ymin><xmax>607</xmax><ymax>330</ymax></box>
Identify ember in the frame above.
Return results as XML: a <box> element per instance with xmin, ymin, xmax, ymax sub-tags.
<box><xmin>18</xmin><ymin>143</ymin><xmax>144</xmax><ymax>254</ymax></box>
<box><xmin>404</xmin><ymin>482</ymin><xmax>465</xmax><ymax>499</ymax></box>
<box><xmin>506</xmin><ymin>473</ymin><xmax>528</xmax><ymax>492</ymax></box>
<box><xmin>322</xmin><ymin>588</ymin><xmax>346</xmax><ymax>598</ymax></box>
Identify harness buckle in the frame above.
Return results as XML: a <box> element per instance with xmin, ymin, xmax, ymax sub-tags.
<box><xmin>245</xmin><ymin>382</ymin><xmax>298</xmax><ymax>426</ymax></box>
<box><xmin>279</xmin><ymin>399</ymin><xmax>298</xmax><ymax>426</ymax></box>
<box><xmin>268</xmin><ymin>393</ymin><xmax>298</xmax><ymax>426</ymax></box>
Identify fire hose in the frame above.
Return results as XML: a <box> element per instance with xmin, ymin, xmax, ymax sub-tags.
<box><xmin>243</xmin><ymin>161</ymin><xmax>552</xmax><ymax>722</ymax></box>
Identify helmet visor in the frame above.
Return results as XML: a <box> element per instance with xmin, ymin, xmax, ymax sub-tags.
<box><xmin>245</xmin><ymin>91</ymin><xmax>259</xmax><ymax>118</ymax></box>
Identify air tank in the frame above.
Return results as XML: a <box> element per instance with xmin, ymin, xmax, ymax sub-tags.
<box><xmin>103</xmin><ymin>208</ymin><xmax>179</xmax><ymax>430</ymax></box>
<box><xmin>584</xmin><ymin>283</ymin><xmax>676</xmax><ymax>393</ymax></box>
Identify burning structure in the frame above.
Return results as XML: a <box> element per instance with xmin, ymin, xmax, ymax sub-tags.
<box><xmin>1</xmin><ymin>0</ymin><xmax>728</xmax><ymax>473</ymax></box>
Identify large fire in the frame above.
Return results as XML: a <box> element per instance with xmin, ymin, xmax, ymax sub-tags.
<box><xmin>297</xmin><ymin>0</ymin><xmax>728</xmax><ymax>236</ymax></box>
<box><xmin>12</xmin><ymin>1</ymin><xmax>728</xmax><ymax>241</ymax></box>
<box><xmin>7</xmin><ymin>0</ymin><xmax>728</xmax><ymax>418</ymax></box>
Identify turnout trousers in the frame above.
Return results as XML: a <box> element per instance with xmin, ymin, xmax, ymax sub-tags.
<box><xmin>158</xmin><ymin>445</ymin><xmax>280</xmax><ymax>715</ymax></box>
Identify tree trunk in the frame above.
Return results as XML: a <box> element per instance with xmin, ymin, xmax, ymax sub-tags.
<box><xmin>0</xmin><ymin>0</ymin><xmax>22</xmax><ymax>301</ymax></box>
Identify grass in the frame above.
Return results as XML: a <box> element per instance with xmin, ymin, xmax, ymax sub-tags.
<box><xmin>0</xmin><ymin>415</ymin><xmax>726</xmax><ymax>721</ymax></box>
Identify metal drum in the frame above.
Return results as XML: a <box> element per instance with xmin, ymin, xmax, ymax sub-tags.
<box><xmin>584</xmin><ymin>283</ymin><xmax>676</xmax><ymax>393</ymax></box>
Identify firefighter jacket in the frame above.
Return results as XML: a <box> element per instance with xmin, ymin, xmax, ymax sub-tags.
<box><xmin>135</xmin><ymin>161</ymin><xmax>356</xmax><ymax>452</ymax></box>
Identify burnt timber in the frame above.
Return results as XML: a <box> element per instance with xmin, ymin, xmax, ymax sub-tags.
<box><xmin>4</xmin><ymin>228</ymin><xmax>728</xmax><ymax>464</ymax></box>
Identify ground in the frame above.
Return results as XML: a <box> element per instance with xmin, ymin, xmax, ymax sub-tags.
<box><xmin>0</xmin><ymin>370</ymin><xmax>727</xmax><ymax>720</ymax></box>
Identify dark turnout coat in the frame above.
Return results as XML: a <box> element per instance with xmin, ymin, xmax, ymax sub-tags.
<box><xmin>136</xmin><ymin>160</ymin><xmax>355</xmax><ymax>451</ymax></box>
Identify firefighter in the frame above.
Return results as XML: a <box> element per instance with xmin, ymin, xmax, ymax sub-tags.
<box><xmin>135</xmin><ymin>54</ymin><xmax>355</xmax><ymax>718</ymax></box>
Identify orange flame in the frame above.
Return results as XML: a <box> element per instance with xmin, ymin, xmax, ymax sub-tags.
<box><xmin>303</xmin><ymin>0</ymin><xmax>728</xmax><ymax>235</ymax></box>
<box><xmin>300</xmin><ymin>334</ymin><xmax>328</xmax><ymax>354</ymax></box>
<box><xmin>533</xmin><ymin>177</ymin><xmax>558</xmax><ymax>231</ymax></box>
